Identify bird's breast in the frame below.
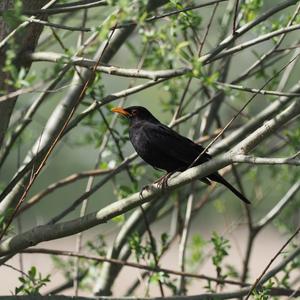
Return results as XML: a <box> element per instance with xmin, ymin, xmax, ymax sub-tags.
<box><xmin>129</xmin><ymin>124</ymin><xmax>149</xmax><ymax>156</ymax></box>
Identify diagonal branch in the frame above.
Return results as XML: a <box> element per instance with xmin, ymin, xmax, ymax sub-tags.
<box><xmin>208</xmin><ymin>23</ymin><xmax>300</xmax><ymax>63</ymax></box>
<box><xmin>1</xmin><ymin>94</ymin><xmax>299</xmax><ymax>257</ymax></box>
<box><xmin>232</xmin><ymin>154</ymin><xmax>300</xmax><ymax>166</ymax></box>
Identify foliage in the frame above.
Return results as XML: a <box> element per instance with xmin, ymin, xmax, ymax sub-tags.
<box><xmin>187</xmin><ymin>234</ymin><xmax>206</xmax><ymax>267</ymax></box>
<box><xmin>0</xmin><ymin>0</ymin><xmax>299</xmax><ymax>298</ymax></box>
<box><xmin>2</xmin><ymin>0</ymin><xmax>25</xmax><ymax>29</ymax></box>
<box><xmin>15</xmin><ymin>267</ymin><xmax>50</xmax><ymax>295</ymax></box>
<box><xmin>211</xmin><ymin>232</ymin><xmax>230</xmax><ymax>276</ymax></box>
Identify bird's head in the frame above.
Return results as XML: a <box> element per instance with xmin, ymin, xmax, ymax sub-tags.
<box><xmin>111</xmin><ymin>106</ymin><xmax>159</xmax><ymax>124</ymax></box>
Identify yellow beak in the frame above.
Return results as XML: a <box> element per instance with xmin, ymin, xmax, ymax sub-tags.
<box><xmin>111</xmin><ymin>107</ymin><xmax>131</xmax><ymax>117</ymax></box>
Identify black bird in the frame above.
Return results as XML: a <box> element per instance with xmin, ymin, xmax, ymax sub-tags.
<box><xmin>112</xmin><ymin>106</ymin><xmax>250</xmax><ymax>204</ymax></box>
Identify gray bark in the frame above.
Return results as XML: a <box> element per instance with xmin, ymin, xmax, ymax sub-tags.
<box><xmin>0</xmin><ymin>0</ymin><xmax>48</xmax><ymax>147</ymax></box>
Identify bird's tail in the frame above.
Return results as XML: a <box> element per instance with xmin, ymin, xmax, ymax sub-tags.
<box><xmin>209</xmin><ymin>173</ymin><xmax>251</xmax><ymax>204</ymax></box>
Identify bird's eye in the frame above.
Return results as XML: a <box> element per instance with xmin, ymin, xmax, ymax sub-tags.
<box><xmin>131</xmin><ymin>109</ymin><xmax>137</xmax><ymax>116</ymax></box>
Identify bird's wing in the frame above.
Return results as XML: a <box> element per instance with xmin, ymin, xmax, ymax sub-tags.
<box><xmin>144</xmin><ymin>123</ymin><xmax>212</xmax><ymax>167</ymax></box>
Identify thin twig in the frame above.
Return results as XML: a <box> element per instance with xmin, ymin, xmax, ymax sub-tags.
<box><xmin>245</xmin><ymin>225</ymin><xmax>300</xmax><ymax>299</ymax></box>
<box><xmin>21</xmin><ymin>248</ymin><xmax>246</xmax><ymax>286</ymax></box>
<box><xmin>232</xmin><ymin>0</ymin><xmax>239</xmax><ymax>34</ymax></box>
<box><xmin>215</xmin><ymin>81</ymin><xmax>300</xmax><ymax>97</ymax></box>
<box><xmin>171</xmin><ymin>2</ymin><xmax>219</xmax><ymax>122</ymax></box>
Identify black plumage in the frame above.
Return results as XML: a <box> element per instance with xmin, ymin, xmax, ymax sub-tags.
<box><xmin>112</xmin><ymin>106</ymin><xmax>250</xmax><ymax>204</ymax></box>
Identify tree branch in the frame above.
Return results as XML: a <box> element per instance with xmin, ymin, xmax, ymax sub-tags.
<box><xmin>256</xmin><ymin>180</ymin><xmax>300</xmax><ymax>229</ymax></box>
<box><xmin>209</xmin><ymin>24</ymin><xmax>300</xmax><ymax>62</ymax></box>
<box><xmin>215</xmin><ymin>81</ymin><xmax>300</xmax><ymax>98</ymax></box>
<box><xmin>1</xmin><ymin>92</ymin><xmax>299</xmax><ymax>256</ymax></box>
<box><xmin>0</xmin><ymin>154</ymin><xmax>231</xmax><ymax>257</ymax></box>
<box><xmin>232</xmin><ymin>154</ymin><xmax>300</xmax><ymax>166</ymax></box>
<box><xmin>27</xmin><ymin>51</ymin><xmax>191</xmax><ymax>80</ymax></box>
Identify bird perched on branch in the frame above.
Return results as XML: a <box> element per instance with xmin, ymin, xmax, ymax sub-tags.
<box><xmin>112</xmin><ymin>106</ymin><xmax>250</xmax><ymax>204</ymax></box>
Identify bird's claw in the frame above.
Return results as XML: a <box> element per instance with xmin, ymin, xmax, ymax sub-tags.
<box><xmin>154</xmin><ymin>172</ymin><xmax>174</xmax><ymax>190</ymax></box>
<box><xmin>139</xmin><ymin>185</ymin><xmax>150</xmax><ymax>200</ymax></box>
<box><xmin>139</xmin><ymin>172</ymin><xmax>175</xmax><ymax>199</ymax></box>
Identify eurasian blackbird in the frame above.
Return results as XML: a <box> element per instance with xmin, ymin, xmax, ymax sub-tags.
<box><xmin>112</xmin><ymin>106</ymin><xmax>250</xmax><ymax>204</ymax></box>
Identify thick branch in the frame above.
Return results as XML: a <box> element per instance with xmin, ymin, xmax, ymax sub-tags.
<box><xmin>0</xmin><ymin>155</ymin><xmax>231</xmax><ymax>257</ymax></box>
<box><xmin>234</xmin><ymin>100</ymin><xmax>300</xmax><ymax>154</ymax></box>
<box><xmin>1</xmin><ymin>96</ymin><xmax>299</xmax><ymax>256</ymax></box>
<box><xmin>213</xmin><ymin>81</ymin><xmax>300</xmax><ymax>153</ymax></box>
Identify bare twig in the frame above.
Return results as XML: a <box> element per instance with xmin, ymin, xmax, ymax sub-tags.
<box><xmin>245</xmin><ymin>225</ymin><xmax>300</xmax><ymax>299</ymax></box>
<box><xmin>28</xmin><ymin>51</ymin><xmax>190</xmax><ymax>80</ymax></box>
<box><xmin>208</xmin><ymin>24</ymin><xmax>300</xmax><ymax>63</ymax></box>
<box><xmin>19</xmin><ymin>0</ymin><xmax>107</xmax><ymax>15</ymax></box>
<box><xmin>215</xmin><ymin>81</ymin><xmax>300</xmax><ymax>97</ymax></box>
<box><xmin>177</xmin><ymin>188</ymin><xmax>195</xmax><ymax>294</ymax></box>
<box><xmin>232</xmin><ymin>0</ymin><xmax>239</xmax><ymax>34</ymax></box>
<box><xmin>21</xmin><ymin>247</ymin><xmax>245</xmax><ymax>286</ymax></box>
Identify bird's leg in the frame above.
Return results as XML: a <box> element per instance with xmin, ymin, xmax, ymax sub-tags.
<box><xmin>139</xmin><ymin>172</ymin><xmax>176</xmax><ymax>199</ymax></box>
<box><xmin>154</xmin><ymin>171</ymin><xmax>175</xmax><ymax>189</ymax></box>
<box><xmin>139</xmin><ymin>185</ymin><xmax>150</xmax><ymax>200</ymax></box>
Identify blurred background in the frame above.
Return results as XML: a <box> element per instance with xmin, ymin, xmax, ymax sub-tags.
<box><xmin>0</xmin><ymin>0</ymin><xmax>299</xmax><ymax>297</ymax></box>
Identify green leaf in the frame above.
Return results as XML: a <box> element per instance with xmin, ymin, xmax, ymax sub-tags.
<box><xmin>28</xmin><ymin>266</ymin><xmax>36</xmax><ymax>279</ymax></box>
<box><xmin>112</xmin><ymin>214</ymin><xmax>125</xmax><ymax>224</ymax></box>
